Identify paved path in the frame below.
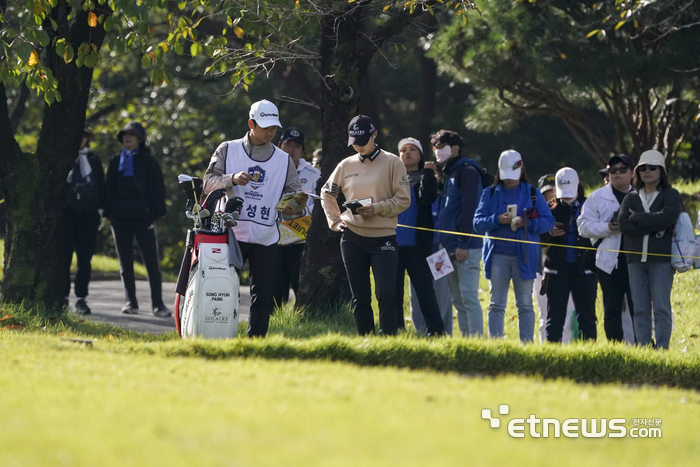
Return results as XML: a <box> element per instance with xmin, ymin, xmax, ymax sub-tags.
<box><xmin>82</xmin><ymin>280</ymin><xmax>251</xmax><ymax>334</ymax></box>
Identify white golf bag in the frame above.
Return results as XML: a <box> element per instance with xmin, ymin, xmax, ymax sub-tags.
<box><xmin>179</xmin><ymin>236</ymin><xmax>240</xmax><ymax>339</ymax></box>
<box><xmin>174</xmin><ymin>175</ymin><xmax>243</xmax><ymax>339</ymax></box>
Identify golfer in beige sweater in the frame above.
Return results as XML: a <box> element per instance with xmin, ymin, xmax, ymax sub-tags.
<box><xmin>321</xmin><ymin>115</ymin><xmax>410</xmax><ymax>335</ymax></box>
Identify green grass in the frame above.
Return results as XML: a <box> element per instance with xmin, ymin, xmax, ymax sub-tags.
<box><xmin>3</xmin><ymin>304</ymin><xmax>700</xmax><ymax>390</ymax></box>
<box><xmin>2</xmin><ymin>332</ymin><xmax>700</xmax><ymax>466</ymax></box>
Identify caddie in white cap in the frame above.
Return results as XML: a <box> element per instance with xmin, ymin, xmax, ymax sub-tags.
<box><xmin>249</xmin><ymin>99</ymin><xmax>282</xmax><ymax>128</ymax></box>
<box><xmin>202</xmin><ymin>98</ymin><xmax>307</xmax><ymax>338</ymax></box>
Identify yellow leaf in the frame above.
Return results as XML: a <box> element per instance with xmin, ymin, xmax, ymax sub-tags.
<box><xmin>28</xmin><ymin>49</ymin><xmax>39</xmax><ymax>66</ymax></box>
<box><xmin>560</xmin><ymin>53</ymin><xmax>567</xmax><ymax>59</ymax></box>
<box><xmin>586</xmin><ymin>29</ymin><xmax>600</xmax><ymax>38</ymax></box>
<box><xmin>88</xmin><ymin>12</ymin><xmax>97</xmax><ymax>28</ymax></box>
<box><xmin>234</xmin><ymin>26</ymin><xmax>244</xmax><ymax>39</ymax></box>
<box><xmin>615</xmin><ymin>20</ymin><xmax>626</xmax><ymax>30</ymax></box>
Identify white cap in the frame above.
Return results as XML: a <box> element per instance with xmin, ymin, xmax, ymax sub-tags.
<box><xmin>555</xmin><ymin>167</ymin><xmax>579</xmax><ymax>199</ymax></box>
<box><xmin>636</xmin><ymin>150</ymin><xmax>666</xmax><ymax>172</ymax></box>
<box><xmin>249</xmin><ymin>99</ymin><xmax>282</xmax><ymax>128</ymax></box>
<box><xmin>397</xmin><ymin>137</ymin><xmax>423</xmax><ymax>155</ymax></box>
<box><xmin>498</xmin><ymin>150</ymin><xmax>523</xmax><ymax>180</ymax></box>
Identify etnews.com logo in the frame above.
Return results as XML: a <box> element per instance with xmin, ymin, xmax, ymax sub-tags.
<box><xmin>482</xmin><ymin>405</ymin><xmax>662</xmax><ymax>438</ymax></box>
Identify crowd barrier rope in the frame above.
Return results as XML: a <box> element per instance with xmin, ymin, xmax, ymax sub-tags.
<box><xmin>396</xmin><ymin>224</ymin><xmax>700</xmax><ymax>261</ymax></box>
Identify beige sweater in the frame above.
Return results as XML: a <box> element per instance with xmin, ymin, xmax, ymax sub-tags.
<box><xmin>321</xmin><ymin>149</ymin><xmax>410</xmax><ymax>237</ymax></box>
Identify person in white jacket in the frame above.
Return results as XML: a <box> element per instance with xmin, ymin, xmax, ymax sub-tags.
<box><xmin>577</xmin><ymin>154</ymin><xmax>636</xmax><ymax>343</ymax></box>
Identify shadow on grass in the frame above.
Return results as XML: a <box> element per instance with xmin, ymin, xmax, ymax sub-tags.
<box><xmin>5</xmin><ymin>301</ymin><xmax>700</xmax><ymax>392</ymax></box>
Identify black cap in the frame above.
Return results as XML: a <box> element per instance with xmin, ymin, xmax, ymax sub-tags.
<box><xmin>598</xmin><ymin>167</ymin><xmax>609</xmax><ymax>179</ymax></box>
<box><xmin>117</xmin><ymin>121</ymin><xmax>146</xmax><ymax>143</ymax></box>
<box><xmin>607</xmin><ymin>154</ymin><xmax>634</xmax><ymax>169</ymax></box>
<box><xmin>279</xmin><ymin>127</ymin><xmax>305</xmax><ymax>148</ymax></box>
<box><xmin>537</xmin><ymin>174</ymin><xmax>556</xmax><ymax>193</ymax></box>
<box><xmin>347</xmin><ymin>115</ymin><xmax>376</xmax><ymax>147</ymax></box>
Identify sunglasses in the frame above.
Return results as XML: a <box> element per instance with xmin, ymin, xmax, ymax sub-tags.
<box><xmin>608</xmin><ymin>167</ymin><xmax>629</xmax><ymax>174</ymax></box>
<box><xmin>638</xmin><ymin>165</ymin><xmax>659</xmax><ymax>172</ymax></box>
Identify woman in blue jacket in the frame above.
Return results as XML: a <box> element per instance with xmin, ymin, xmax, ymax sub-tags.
<box><xmin>473</xmin><ymin>150</ymin><xmax>555</xmax><ymax>342</ymax></box>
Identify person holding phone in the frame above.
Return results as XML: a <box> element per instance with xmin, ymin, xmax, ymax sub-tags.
<box><xmin>540</xmin><ymin>168</ymin><xmax>597</xmax><ymax>342</ymax></box>
<box><xmin>321</xmin><ymin>115</ymin><xmax>411</xmax><ymax>335</ymax></box>
<box><xmin>578</xmin><ymin>154</ymin><xmax>636</xmax><ymax>343</ymax></box>
<box><xmin>473</xmin><ymin>150</ymin><xmax>555</xmax><ymax>342</ymax></box>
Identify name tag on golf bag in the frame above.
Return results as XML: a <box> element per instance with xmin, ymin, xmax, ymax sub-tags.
<box><xmin>180</xmin><ymin>242</ymin><xmax>240</xmax><ymax>339</ymax></box>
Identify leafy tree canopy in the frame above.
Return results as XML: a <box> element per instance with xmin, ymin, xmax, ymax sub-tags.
<box><xmin>431</xmin><ymin>0</ymin><xmax>700</xmax><ymax>165</ymax></box>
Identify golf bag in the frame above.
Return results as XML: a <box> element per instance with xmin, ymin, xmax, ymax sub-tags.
<box><xmin>174</xmin><ymin>175</ymin><xmax>244</xmax><ymax>339</ymax></box>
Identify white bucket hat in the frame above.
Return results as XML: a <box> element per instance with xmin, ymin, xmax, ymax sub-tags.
<box><xmin>636</xmin><ymin>150</ymin><xmax>666</xmax><ymax>172</ymax></box>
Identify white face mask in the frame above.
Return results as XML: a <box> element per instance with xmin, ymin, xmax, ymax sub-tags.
<box><xmin>435</xmin><ymin>145</ymin><xmax>452</xmax><ymax>163</ymax></box>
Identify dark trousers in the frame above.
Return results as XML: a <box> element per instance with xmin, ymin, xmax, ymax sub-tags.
<box><xmin>396</xmin><ymin>246</ymin><xmax>444</xmax><ymax>335</ymax></box>
<box><xmin>597</xmin><ymin>257</ymin><xmax>635</xmax><ymax>342</ymax></box>
<box><xmin>340</xmin><ymin>229</ymin><xmax>398</xmax><ymax>336</ymax></box>
<box><xmin>61</xmin><ymin>209</ymin><xmax>100</xmax><ymax>298</ymax></box>
<box><xmin>111</xmin><ymin>218</ymin><xmax>163</xmax><ymax>308</ymax></box>
<box><xmin>546</xmin><ymin>263</ymin><xmax>598</xmax><ymax>342</ymax></box>
<box><xmin>271</xmin><ymin>243</ymin><xmax>304</xmax><ymax>306</ymax></box>
<box><xmin>239</xmin><ymin>241</ymin><xmax>278</xmax><ymax>337</ymax></box>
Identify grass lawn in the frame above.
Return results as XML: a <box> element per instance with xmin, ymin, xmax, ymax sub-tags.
<box><xmin>2</xmin><ymin>180</ymin><xmax>700</xmax><ymax>465</ymax></box>
<box><xmin>1</xmin><ymin>332</ymin><xmax>699</xmax><ymax>467</ymax></box>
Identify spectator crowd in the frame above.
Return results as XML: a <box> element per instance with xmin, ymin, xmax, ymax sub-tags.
<box><xmin>63</xmin><ymin>99</ymin><xmax>687</xmax><ymax>350</ymax></box>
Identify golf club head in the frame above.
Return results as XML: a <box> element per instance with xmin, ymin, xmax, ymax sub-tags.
<box><xmin>225</xmin><ymin>196</ymin><xmax>244</xmax><ymax>213</ymax></box>
<box><xmin>221</xmin><ymin>212</ymin><xmax>237</xmax><ymax>228</ymax></box>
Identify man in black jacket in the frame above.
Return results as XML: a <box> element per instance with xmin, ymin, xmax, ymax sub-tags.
<box><xmin>61</xmin><ymin>128</ymin><xmax>105</xmax><ymax>315</ymax></box>
<box><xmin>104</xmin><ymin>121</ymin><xmax>170</xmax><ymax>317</ymax></box>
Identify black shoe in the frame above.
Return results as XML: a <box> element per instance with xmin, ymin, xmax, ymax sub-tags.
<box><xmin>152</xmin><ymin>304</ymin><xmax>172</xmax><ymax>318</ymax></box>
<box><xmin>122</xmin><ymin>303</ymin><xmax>139</xmax><ymax>314</ymax></box>
<box><xmin>75</xmin><ymin>298</ymin><xmax>92</xmax><ymax>315</ymax></box>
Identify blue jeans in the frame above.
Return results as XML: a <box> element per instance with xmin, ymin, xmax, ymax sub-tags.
<box><xmin>446</xmin><ymin>248</ymin><xmax>483</xmax><ymax>337</ymax></box>
<box><xmin>410</xmin><ymin>273</ymin><xmax>453</xmax><ymax>336</ymax></box>
<box><xmin>488</xmin><ymin>254</ymin><xmax>535</xmax><ymax>343</ymax></box>
<box><xmin>627</xmin><ymin>261</ymin><xmax>674</xmax><ymax>349</ymax></box>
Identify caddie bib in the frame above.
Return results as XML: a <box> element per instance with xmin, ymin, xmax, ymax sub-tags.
<box><xmin>225</xmin><ymin>139</ymin><xmax>288</xmax><ymax>245</ymax></box>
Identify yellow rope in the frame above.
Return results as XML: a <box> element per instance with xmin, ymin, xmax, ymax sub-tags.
<box><xmin>397</xmin><ymin>224</ymin><xmax>700</xmax><ymax>261</ymax></box>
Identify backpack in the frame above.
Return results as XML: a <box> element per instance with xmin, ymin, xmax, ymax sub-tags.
<box><xmin>463</xmin><ymin>159</ymin><xmax>495</xmax><ymax>189</ymax></box>
<box><xmin>671</xmin><ymin>212</ymin><xmax>696</xmax><ymax>273</ymax></box>
<box><xmin>65</xmin><ymin>157</ymin><xmax>100</xmax><ymax>211</ymax></box>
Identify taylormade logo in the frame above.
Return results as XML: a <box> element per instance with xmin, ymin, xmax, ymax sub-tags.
<box><xmin>259</xmin><ymin>112</ymin><xmax>278</xmax><ymax>117</ymax></box>
<box><xmin>482</xmin><ymin>405</ymin><xmax>661</xmax><ymax>439</ymax></box>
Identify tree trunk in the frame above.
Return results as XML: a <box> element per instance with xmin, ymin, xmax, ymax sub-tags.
<box><xmin>0</xmin><ymin>4</ymin><xmax>108</xmax><ymax>308</ymax></box>
<box><xmin>296</xmin><ymin>7</ymin><xmax>364</xmax><ymax>310</ymax></box>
